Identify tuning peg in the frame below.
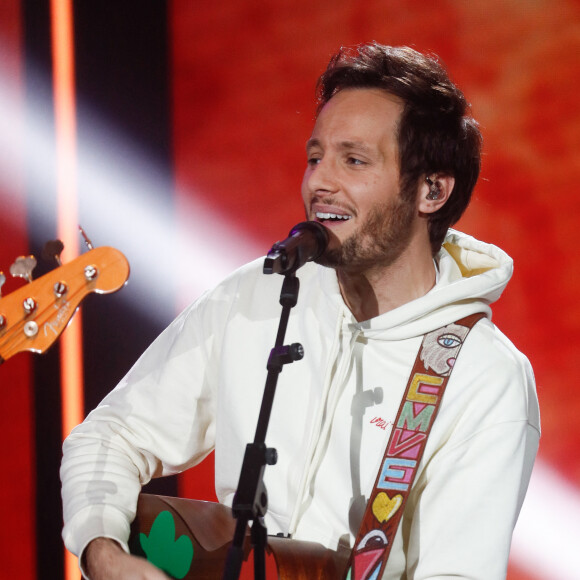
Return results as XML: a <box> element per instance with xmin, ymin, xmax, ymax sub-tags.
<box><xmin>0</xmin><ymin>271</ymin><xmax>5</xmax><ymax>297</ymax></box>
<box><xmin>42</xmin><ymin>239</ymin><xmax>65</xmax><ymax>266</ymax></box>
<box><xmin>10</xmin><ymin>255</ymin><xmax>37</xmax><ymax>283</ymax></box>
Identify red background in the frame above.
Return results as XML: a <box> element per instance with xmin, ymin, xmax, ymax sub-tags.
<box><xmin>1</xmin><ymin>1</ymin><xmax>579</xmax><ymax>578</ymax></box>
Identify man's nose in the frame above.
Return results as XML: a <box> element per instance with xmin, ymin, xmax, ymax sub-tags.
<box><xmin>306</xmin><ymin>158</ymin><xmax>339</xmax><ymax>196</ymax></box>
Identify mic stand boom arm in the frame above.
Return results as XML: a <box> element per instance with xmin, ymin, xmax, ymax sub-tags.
<box><xmin>222</xmin><ymin>272</ymin><xmax>303</xmax><ymax>580</ymax></box>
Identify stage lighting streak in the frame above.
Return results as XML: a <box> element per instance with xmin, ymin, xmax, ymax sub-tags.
<box><xmin>511</xmin><ymin>459</ymin><xmax>580</xmax><ymax>579</ymax></box>
<box><xmin>68</xmin><ymin>110</ymin><xmax>264</xmax><ymax>317</ymax></box>
<box><xmin>51</xmin><ymin>0</ymin><xmax>78</xmax><ymax>254</ymax></box>
<box><xmin>50</xmin><ymin>1</ymin><xmax>83</xmax><ymax>578</ymax></box>
<box><xmin>0</xmin><ymin>59</ymin><xmax>24</xmax><ymax>200</ymax></box>
<box><xmin>0</xmin><ymin>60</ymin><xmax>59</xmax><ymax>213</ymax></box>
<box><xmin>51</xmin><ymin>0</ymin><xmax>83</xmax><ymax>439</ymax></box>
<box><xmin>1</xmin><ymin>60</ymin><xmax>262</xmax><ymax>326</ymax></box>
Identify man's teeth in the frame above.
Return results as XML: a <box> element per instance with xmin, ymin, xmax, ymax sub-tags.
<box><xmin>315</xmin><ymin>212</ymin><xmax>352</xmax><ymax>221</ymax></box>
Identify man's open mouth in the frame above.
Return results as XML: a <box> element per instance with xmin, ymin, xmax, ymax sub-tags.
<box><xmin>315</xmin><ymin>212</ymin><xmax>353</xmax><ymax>222</ymax></box>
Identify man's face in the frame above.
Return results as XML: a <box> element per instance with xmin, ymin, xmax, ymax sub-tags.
<box><xmin>301</xmin><ymin>88</ymin><xmax>418</xmax><ymax>273</ymax></box>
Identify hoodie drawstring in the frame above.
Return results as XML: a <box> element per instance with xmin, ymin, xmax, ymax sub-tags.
<box><xmin>288</xmin><ymin>309</ymin><xmax>361</xmax><ymax>535</ymax></box>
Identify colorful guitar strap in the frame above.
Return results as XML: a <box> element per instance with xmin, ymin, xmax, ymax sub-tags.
<box><xmin>345</xmin><ymin>312</ymin><xmax>485</xmax><ymax>580</ymax></box>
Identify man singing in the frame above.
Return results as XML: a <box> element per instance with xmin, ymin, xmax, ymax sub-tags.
<box><xmin>61</xmin><ymin>43</ymin><xmax>540</xmax><ymax>579</ymax></box>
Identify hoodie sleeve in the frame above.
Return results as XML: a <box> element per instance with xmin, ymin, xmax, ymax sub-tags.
<box><xmin>400</xmin><ymin>322</ymin><xmax>540</xmax><ymax>579</ymax></box>
<box><xmin>60</xmin><ymin>279</ymin><xmax>233</xmax><ymax>567</ymax></box>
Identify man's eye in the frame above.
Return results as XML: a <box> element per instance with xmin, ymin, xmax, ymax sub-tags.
<box><xmin>347</xmin><ymin>157</ymin><xmax>366</xmax><ymax>166</ymax></box>
<box><xmin>307</xmin><ymin>157</ymin><xmax>321</xmax><ymax>165</ymax></box>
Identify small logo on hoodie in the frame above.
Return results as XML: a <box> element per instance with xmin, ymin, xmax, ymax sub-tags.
<box><xmin>370</xmin><ymin>416</ymin><xmax>393</xmax><ymax>431</ymax></box>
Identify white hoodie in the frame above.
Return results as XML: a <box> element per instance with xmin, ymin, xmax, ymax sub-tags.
<box><xmin>61</xmin><ymin>230</ymin><xmax>540</xmax><ymax>579</ymax></box>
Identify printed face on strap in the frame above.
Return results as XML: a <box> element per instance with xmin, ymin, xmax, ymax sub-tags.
<box><xmin>301</xmin><ymin>88</ymin><xmax>418</xmax><ymax>273</ymax></box>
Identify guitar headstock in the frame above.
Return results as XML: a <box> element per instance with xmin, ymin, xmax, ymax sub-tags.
<box><xmin>0</xmin><ymin>246</ymin><xmax>130</xmax><ymax>363</ymax></box>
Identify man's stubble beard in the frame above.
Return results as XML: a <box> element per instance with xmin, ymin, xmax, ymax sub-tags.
<box><xmin>315</xmin><ymin>190</ymin><xmax>417</xmax><ymax>274</ymax></box>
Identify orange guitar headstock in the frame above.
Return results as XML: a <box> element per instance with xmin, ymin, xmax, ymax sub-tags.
<box><xmin>0</xmin><ymin>245</ymin><xmax>130</xmax><ymax>363</ymax></box>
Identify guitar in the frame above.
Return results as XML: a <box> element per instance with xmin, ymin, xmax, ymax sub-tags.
<box><xmin>130</xmin><ymin>494</ymin><xmax>350</xmax><ymax>579</ymax></box>
<box><xmin>0</xmin><ymin>246</ymin><xmax>130</xmax><ymax>363</ymax></box>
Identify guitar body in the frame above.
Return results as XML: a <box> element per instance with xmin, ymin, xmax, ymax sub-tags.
<box><xmin>129</xmin><ymin>494</ymin><xmax>350</xmax><ymax>579</ymax></box>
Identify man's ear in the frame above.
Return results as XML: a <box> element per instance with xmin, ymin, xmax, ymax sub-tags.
<box><xmin>418</xmin><ymin>174</ymin><xmax>455</xmax><ymax>214</ymax></box>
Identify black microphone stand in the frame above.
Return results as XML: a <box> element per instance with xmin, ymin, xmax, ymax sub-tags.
<box><xmin>222</xmin><ymin>271</ymin><xmax>303</xmax><ymax>580</ymax></box>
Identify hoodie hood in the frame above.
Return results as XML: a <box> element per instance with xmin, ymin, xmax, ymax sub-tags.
<box><xmin>317</xmin><ymin>229</ymin><xmax>514</xmax><ymax>341</ymax></box>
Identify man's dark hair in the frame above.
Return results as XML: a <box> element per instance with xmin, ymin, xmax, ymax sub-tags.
<box><xmin>317</xmin><ymin>43</ymin><xmax>482</xmax><ymax>255</ymax></box>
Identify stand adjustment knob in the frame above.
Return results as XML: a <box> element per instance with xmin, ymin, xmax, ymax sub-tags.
<box><xmin>265</xmin><ymin>448</ymin><xmax>278</xmax><ymax>466</ymax></box>
<box><xmin>289</xmin><ymin>342</ymin><xmax>304</xmax><ymax>361</ymax></box>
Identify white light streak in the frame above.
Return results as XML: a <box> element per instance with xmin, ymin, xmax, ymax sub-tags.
<box><xmin>0</xmin><ymin>57</ymin><xmax>263</xmax><ymax>326</ymax></box>
<box><xmin>512</xmin><ymin>459</ymin><xmax>580</xmax><ymax>579</ymax></box>
<box><xmin>71</xmin><ymin>113</ymin><xmax>264</xmax><ymax>320</ymax></box>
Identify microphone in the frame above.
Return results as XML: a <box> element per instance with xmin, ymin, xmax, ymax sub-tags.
<box><xmin>263</xmin><ymin>221</ymin><xmax>329</xmax><ymax>275</ymax></box>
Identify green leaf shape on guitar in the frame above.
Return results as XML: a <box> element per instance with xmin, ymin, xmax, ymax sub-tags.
<box><xmin>139</xmin><ymin>510</ymin><xmax>194</xmax><ymax>579</ymax></box>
